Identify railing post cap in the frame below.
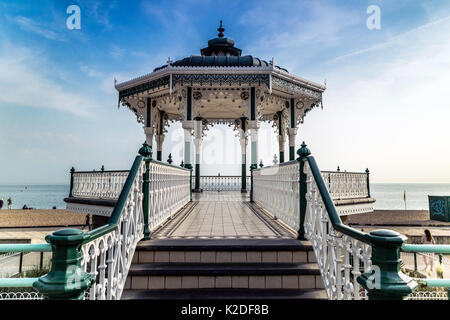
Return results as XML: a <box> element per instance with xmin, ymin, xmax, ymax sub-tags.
<box><xmin>297</xmin><ymin>141</ymin><xmax>311</xmax><ymax>159</ymax></box>
<box><xmin>367</xmin><ymin>229</ymin><xmax>407</xmax><ymax>246</ymax></box>
<box><xmin>35</xmin><ymin>228</ymin><xmax>93</xmax><ymax>299</ymax></box>
<box><xmin>138</xmin><ymin>141</ymin><xmax>153</xmax><ymax>158</ymax></box>
<box><xmin>53</xmin><ymin>229</ymin><xmax>84</xmax><ymax>236</ymax></box>
<box><xmin>365</xmin><ymin>168</ymin><xmax>370</xmax><ymax>174</ymax></box>
<box><xmin>46</xmin><ymin>228</ymin><xmax>86</xmax><ymax>244</ymax></box>
<box><xmin>70</xmin><ymin>167</ymin><xmax>75</xmax><ymax>173</ymax></box>
<box><xmin>250</xmin><ymin>164</ymin><xmax>257</xmax><ymax>170</ymax></box>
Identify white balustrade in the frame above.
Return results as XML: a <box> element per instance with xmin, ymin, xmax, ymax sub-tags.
<box><xmin>407</xmin><ymin>290</ymin><xmax>448</xmax><ymax>300</ymax></box>
<box><xmin>194</xmin><ymin>176</ymin><xmax>250</xmax><ymax>191</ymax></box>
<box><xmin>321</xmin><ymin>171</ymin><xmax>369</xmax><ymax>199</ymax></box>
<box><xmin>303</xmin><ymin>161</ymin><xmax>372</xmax><ymax>300</ymax></box>
<box><xmin>252</xmin><ymin>162</ymin><xmax>300</xmax><ymax>231</ymax></box>
<box><xmin>0</xmin><ymin>292</ymin><xmax>43</xmax><ymax>300</ymax></box>
<box><xmin>72</xmin><ymin>171</ymin><xmax>129</xmax><ymax>200</ymax></box>
<box><xmin>79</xmin><ymin>159</ymin><xmax>191</xmax><ymax>300</ymax></box>
<box><xmin>148</xmin><ymin>162</ymin><xmax>191</xmax><ymax>230</ymax></box>
<box><xmin>80</xmin><ymin>161</ymin><xmax>145</xmax><ymax>300</ymax></box>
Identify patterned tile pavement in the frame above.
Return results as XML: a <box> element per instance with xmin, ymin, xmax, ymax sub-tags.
<box><xmin>153</xmin><ymin>192</ymin><xmax>295</xmax><ymax>239</ymax></box>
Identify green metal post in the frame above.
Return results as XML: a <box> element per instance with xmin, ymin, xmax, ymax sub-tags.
<box><xmin>279</xmin><ymin>151</ymin><xmax>285</xmax><ymax>163</ymax></box>
<box><xmin>185</xmin><ymin>164</ymin><xmax>193</xmax><ymax>201</ymax></box>
<box><xmin>241</xmin><ymin>158</ymin><xmax>246</xmax><ymax>192</ymax></box>
<box><xmin>414</xmin><ymin>252</ymin><xmax>417</xmax><ymax>272</ymax></box>
<box><xmin>357</xmin><ymin>229</ymin><xmax>417</xmax><ymax>300</ymax></box>
<box><xmin>297</xmin><ymin>142</ymin><xmax>310</xmax><ymax>240</ymax></box>
<box><xmin>19</xmin><ymin>252</ymin><xmax>23</xmax><ymax>274</ymax></box>
<box><xmin>69</xmin><ymin>167</ymin><xmax>75</xmax><ymax>197</ymax></box>
<box><xmin>250</xmin><ymin>164</ymin><xmax>257</xmax><ymax>202</ymax></box>
<box><xmin>139</xmin><ymin>142</ymin><xmax>152</xmax><ymax>240</ymax></box>
<box><xmin>33</xmin><ymin>229</ymin><xmax>93</xmax><ymax>299</ymax></box>
<box><xmin>365</xmin><ymin>168</ymin><xmax>371</xmax><ymax>198</ymax></box>
<box><xmin>40</xmin><ymin>251</ymin><xmax>44</xmax><ymax>270</ymax></box>
<box><xmin>289</xmin><ymin>147</ymin><xmax>295</xmax><ymax>161</ymax></box>
<box><xmin>195</xmin><ymin>163</ymin><xmax>201</xmax><ymax>191</ymax></box>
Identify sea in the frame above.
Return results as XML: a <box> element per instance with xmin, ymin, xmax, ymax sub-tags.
<box><xmin>0</xmin><ymin>183</ymin><xmax>449</xmax><ymax>210</ymax></box>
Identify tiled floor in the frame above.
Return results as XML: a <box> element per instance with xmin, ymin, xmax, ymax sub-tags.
<box><xmin>154</xmin><ymin>192</ymin><xmax>294</xmax><ymax>239</ymax></box>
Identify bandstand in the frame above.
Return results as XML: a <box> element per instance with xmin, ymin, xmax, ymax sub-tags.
<box><xmin>4</xmin><ymin>22</ymin><xmax>447</xmax><ymax>302</ymax></box>
<box><xmin>115</xmin><ymin>21</ymin><xmax>325</xmax><ymax>193</ymax></box>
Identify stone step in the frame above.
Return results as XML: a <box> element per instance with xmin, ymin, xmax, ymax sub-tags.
<box><xmin>125</xmin><ymin>263</ymin><xmax>324</xmax><ymax>290</ymax></box>
<box><xmin>121</xmin><ymin>288</ymin><xmax>328</xmax><ymax>300</ymax></box>
<box><xmin>132</xmin><ymin>239</ymin><xmax>317</xmax><ymax>264</ymax></box>
<box><xmin>136</xmin><ymin>238</ymin><xmax>312</xmax><ymax>251</ymax></box>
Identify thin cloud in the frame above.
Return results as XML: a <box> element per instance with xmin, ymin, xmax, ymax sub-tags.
<box><xmin>0</xmin><ymin>42</ymin><xmax>94</xmax><ymax>117</ymax></box>
<box><xmin>326</xmin><ymin>15</ymin><xmax>450</xmax><ymax>64</ymax></box>
<box><xmin>8</xmin><ymin>15</ymin><xmax>65</xmax><ymax>41</ymax></box>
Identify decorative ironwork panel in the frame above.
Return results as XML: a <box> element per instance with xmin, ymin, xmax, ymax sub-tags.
<box><xmin>72</xmin><ymin>171</ymin><xmax>129</xmax><ymax>200</ymax></box>
<box><xmin>147</xmin><ymin>162</ymin><xmax>191</xmax><ymax>230</ymax></box>
<box><xmin>0</xmin><ymin>291</ymin><xmax>43</xmax><ymax>300</ymax></box>
<box><xmin>252</xmin><ymin>162</ymin><xmax>300</xmax><ymax>231</ymax></box>
<box><xmin>304</xmin><ymin>162</ymin><xmax>372</xmax><ymax>300</ymax></box>
<box><xmin>194</xmin><ymin>176</ymin><xmax>250</xmax><ymax>191</ymax></box>
<box><xmin>321</xmin><ymin>171</ymin><xmax>369</xmax><ymax>199</ymax></box>
<box><xmin>80</xmin><ymin>162</ymin><xmax>145</xmax><ymax>300</ymax></box>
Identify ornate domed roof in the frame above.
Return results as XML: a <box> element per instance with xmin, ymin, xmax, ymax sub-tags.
<box><xmin>153</xmin><ymin>21</ymin><xmax>289</xmax><ymax>73</ymax></box>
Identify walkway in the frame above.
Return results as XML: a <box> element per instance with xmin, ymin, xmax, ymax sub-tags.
<box><xmin>153</xmin><ymin>192</ymin><xmax>295</xmax><ymax>240</ymax></box>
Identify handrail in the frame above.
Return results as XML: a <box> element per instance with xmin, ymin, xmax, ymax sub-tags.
<box><xmin>306</xmin><ymin>156</ymin><xmax>368</xmax><ymax>243</ymax></box>
<box><xmin>297</xmin><ymin>142</ymin><xmax>419</xmax><ymax>299</ymax></box>
<box><xmin>401</xmin><ymin>244</ymin><xmax>450</xmax><ymax>254</ymax></box>
<box><xmin>149</xmin><ymin>158</ymin><xmax>191</xmax><ymax>172</ymax></box>
<box><xmin>82</xmin><ymin>155</ymin><xmax>144</xmax><ymax>244</ymax></box>
<box><xmin>74</xmin><ymin>170</ymin><xmax>130</xmax><ymax>174</ymax></box>
<box><xmin>0</xmin><ymin>244</ymin><xmax>51</xmax><ymax>253</ymax></box>
<box><xmin>252</xmin><ymin>159</ymin><xmax>298</xmax><ymax>171</ymax></box>
<box><xmin>0</xmin><ymin>278</ymin><xmax>39</xmax><ymax>288</ymax></box>
<box><xmin>198</xmin><ymin>175</ymin><xmax>251</xmax><ymax>177</ymax></box>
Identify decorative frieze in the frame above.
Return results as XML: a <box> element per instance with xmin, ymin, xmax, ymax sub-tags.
<box><xmin>173</xmin><ymin>73</ymin><xmax>270</xmax><ymax>87</ymax></box>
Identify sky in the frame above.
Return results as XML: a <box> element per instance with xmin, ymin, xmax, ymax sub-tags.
<box><xmin>0</xmin><ymin>0</ymin><xmax>450</xmax><ymax>184</ymax></box>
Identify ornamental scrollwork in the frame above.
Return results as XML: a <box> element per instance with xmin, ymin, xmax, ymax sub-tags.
<box><xmin>118</xmin><ymin>75</ymin><xmax>170</xmax><ymax>100</ymax></box>
<box><xmin>193</xmin><ymin>91</ymin><xmax>202</xmax><ymax>100</ymax></box>
<box><xmin>271</xmin><ymin>76</ymin><xmax>322</xmax><ymax>100</ymax></box>
<box><xmin>173</xmin><ymin>74</ymin><xmax>270</xmax><ymax>87</ymax></box>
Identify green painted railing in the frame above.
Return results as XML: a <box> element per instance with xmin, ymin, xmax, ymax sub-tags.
<box><xmin>296</xmin><ymin>142</ymin><xmax>450</xmax><ymax>299</ymax></box>
<box><xmin>0</xmin><ymin>244</ymin><xmax>51</xmax><ymax>253</ymax></box>
<box><xmin>0</xmin><ymin>244</ymin><xmax>51</xmax><ymax>289</ymax></box>
<box><xmin>0</xmin><ymin>278</ymin><xmax>39</xmax><ymax>288</ymax></box>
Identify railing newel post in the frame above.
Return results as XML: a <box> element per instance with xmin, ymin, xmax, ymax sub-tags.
<box><xmin>365</xmin><ymin>168</ymin><xmax>370</xmax><ymax>198</ymax></box>
<box><xmin>139</xmin><ymin>141</ymin><xmax>152</xmax><ymax>240</ymax></box>
<box><xmin>297</xmin><ymin>141</ymin><xmax>311</xmax><ymax>240</ymax></box>
<box><xmin>19</xmin><ymin>252</ymin><xmax>23</xmax><ymax>274</ymax></box>
<box><xmin>69</xmin><ymin>167</ymin><xmax>75</xmax><ymax>198</ymax></box>
<box><xmin>184</xmin><ymin>164</ymin><xmax>193</xmax><ymax>201</ymax></box>
<box><xmin>33</xmin><ymin>229</ymin><xmax>93</xmax><ymax>300</ymax></box>
<box><xmin>249</xmin><ymin>164</ymin><xmax>257</xmax><ymax>202</ymax></box>
<box><xmin>414</xmin><ymin>252</ymin><xmax>417</xmax><ymax>272</ymax></box>
<box><xmin>357</xmin><ymin>230</ymin><xmax>417</xmax><ymax>300</ymax></box>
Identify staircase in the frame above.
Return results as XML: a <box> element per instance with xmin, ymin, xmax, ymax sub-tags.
<box><xmin>122</xmin><ymin>238</ymin><xmax>326</xmax><ymax>300</ymax></box>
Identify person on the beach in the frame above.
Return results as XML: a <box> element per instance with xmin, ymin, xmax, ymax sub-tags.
<box><xmin>83</xmin><ymin>214</ymin><xmax>92</xmax><ymax>231</ymax></box>
<box><xmin>7</xmin><ymin>198</ymin><xmax>12</xmax><ymax>209</ymax></box>
<box><xmin>421</xmin><ymin>229</ymin><xmax>435</xmax><ymax>271</ymax></box>
<box><xmin>0</xmin><ymin>198</ymin><xmax>3</xmax><ymax>209</ymax></box>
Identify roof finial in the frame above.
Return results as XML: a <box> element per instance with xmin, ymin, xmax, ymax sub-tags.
<box><xmin>217</xmin><ymin>20</ymin><xmax>225</xmax><ymax>38</ymax></box>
